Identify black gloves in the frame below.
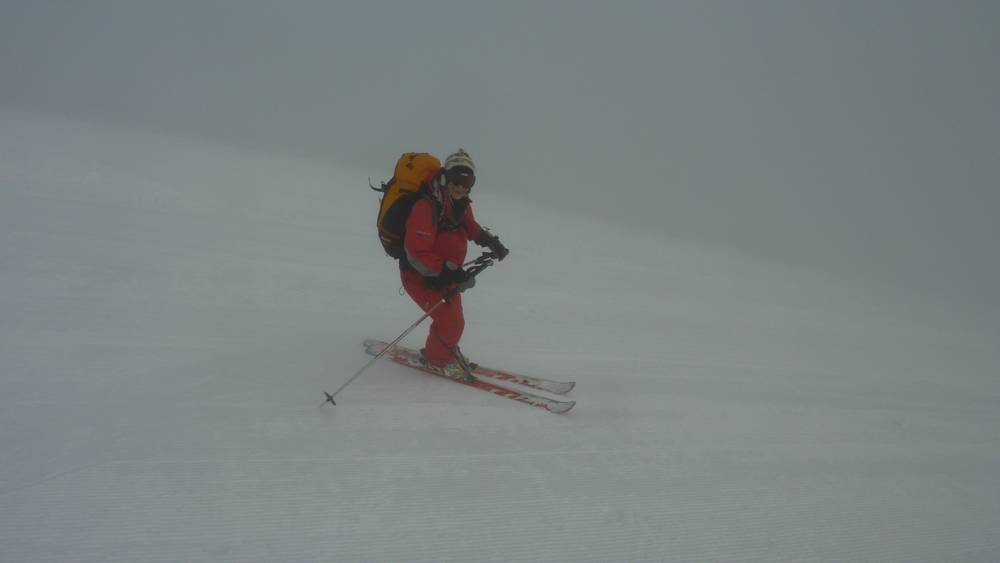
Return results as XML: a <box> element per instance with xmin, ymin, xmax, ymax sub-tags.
<box><xmin>428</xmin><ymin>264</ymin><xmax>476</xmax><ymax>292</ymax></box>
<box><xmin>424</xmin><ymin>229</ymin><xmax>506</xmax><ymax>292</ymax></box>
<box><xmin>476</xmin><ymin>229</ymin><xmax>509</xmax><ymax>261</ymax></box>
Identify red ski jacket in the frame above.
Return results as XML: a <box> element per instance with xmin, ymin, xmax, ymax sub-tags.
<box><xmin>403</xmin><ymin>190</ymin><xmax>483</xmax><ymax>277</ymax></box>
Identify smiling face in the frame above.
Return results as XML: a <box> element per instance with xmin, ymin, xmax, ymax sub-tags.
<box><xmin>443</xmin><ymin>166</ymin><xmax>475</xmax><ymax>201</ymax></box>
<box><xmin>447</xmin><ymin>181</ymin><xmax>470</xmax><ymax>201</ymax></box>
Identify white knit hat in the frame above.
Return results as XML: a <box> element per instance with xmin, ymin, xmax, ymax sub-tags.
<box><xmin>443</xmin><ymin>148</ymin><xmax>476</xmax><ymax>175</ymax></box>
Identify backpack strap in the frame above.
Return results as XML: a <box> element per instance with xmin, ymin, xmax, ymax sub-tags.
<box><xmin>420</xmin><ymin>192</ymin><xmax>445</xmax><ymax>229</ymax></box>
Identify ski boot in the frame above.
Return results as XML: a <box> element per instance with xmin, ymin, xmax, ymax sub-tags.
<box><xmin>419</xmin><ymin>349</ymin><xmax>476</xmax><ymax>382</ymax></box>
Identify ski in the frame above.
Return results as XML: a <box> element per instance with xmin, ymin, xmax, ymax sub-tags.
<box><xmin>363</xmin><ymin>339</ymin><xmax>575</xmax><ymax>414</ymax></box>
<box><xmin>470</xmin><ymin>363</ymin><xmax>575</xmax><ymax>395</ymax></box>
<box><xmin>364</xmin><ymin>339</ymin><xmax>575</xmax><ymax>395</ymax></box>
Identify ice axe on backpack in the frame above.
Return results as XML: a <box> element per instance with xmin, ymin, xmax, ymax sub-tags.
<box><xmin>323</xmin><ymin>252</ymin><xmax>500</xmax><ymax>406</ymax></box>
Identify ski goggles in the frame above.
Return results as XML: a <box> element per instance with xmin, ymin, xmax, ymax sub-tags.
<box><xmin>445</xmin><ymin>167</ymin><xmax>476</xmax><ymax>189</ymax></box>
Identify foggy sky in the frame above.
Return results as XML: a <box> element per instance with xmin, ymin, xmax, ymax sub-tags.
<box><xmin>2</xmin><ymin>0</ymin><xmax>998</xmax><ymax>316</ymax></box>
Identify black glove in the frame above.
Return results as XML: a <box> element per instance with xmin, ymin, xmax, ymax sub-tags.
<box><xmin>476</xmin><ymin>229</ymin><xmax>509</xmax><ymax>261</ymax></box>
<box><xmin>427</xmin><ymin>264</ymin><xmax>476</xmax><ymax>291</ymax></box>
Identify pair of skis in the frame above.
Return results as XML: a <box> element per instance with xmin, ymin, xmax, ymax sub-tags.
<box><xmin>362</xmin><ymin>339</ymin><xmax>576</xmax><ymax>414</ymax></box>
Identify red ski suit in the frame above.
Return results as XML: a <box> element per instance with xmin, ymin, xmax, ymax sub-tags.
<box><xmin>401</xmin><ymin>190</ymin><xmax>483</xmax><ymax>367</ymax></box>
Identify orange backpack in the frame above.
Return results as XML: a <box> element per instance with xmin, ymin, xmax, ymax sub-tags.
<box><xmin>373</xmin><ymin>152</ymin><xmax>441</xmax><ymax>258</ymax></box>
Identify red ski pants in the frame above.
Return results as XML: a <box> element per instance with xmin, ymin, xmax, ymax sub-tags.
<box><xmin>401</xmin><ymin>269</ymin><xmax>464</xmax><ymax>367</ymax></box>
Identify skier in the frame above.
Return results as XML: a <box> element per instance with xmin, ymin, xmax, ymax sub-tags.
<box><xmin>400</xmin><ymin>149</ymin><xmax>509</xmax><ymax>377</ymax></box>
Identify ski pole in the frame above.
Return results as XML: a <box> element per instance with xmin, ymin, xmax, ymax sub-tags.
<box><xmin>322</xmin><ymin>294</ymin><xmax>452</xmax><ymax>406</ymax></box>
<box><xmin>323</xmin><ymin>252</ymin><xmax>497</xmax><ymax>406</ymax></box>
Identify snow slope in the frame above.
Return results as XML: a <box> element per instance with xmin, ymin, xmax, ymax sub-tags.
<box><xmin>2</xmin><ymin>109</ymin><xmax>998</xmax><ymax>562</ymax></box>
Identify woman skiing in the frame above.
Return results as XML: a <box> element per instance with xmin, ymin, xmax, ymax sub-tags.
<box><xmin>400</xmin><ymin>149</ymin><xmax>509</xmax><ymax>377</ymax></box>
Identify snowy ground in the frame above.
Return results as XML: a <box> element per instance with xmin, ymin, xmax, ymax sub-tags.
<box><xmin>2</xmin><ymin>109</ymin><xmax>998</xmax><ymax>562</ymax></box>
